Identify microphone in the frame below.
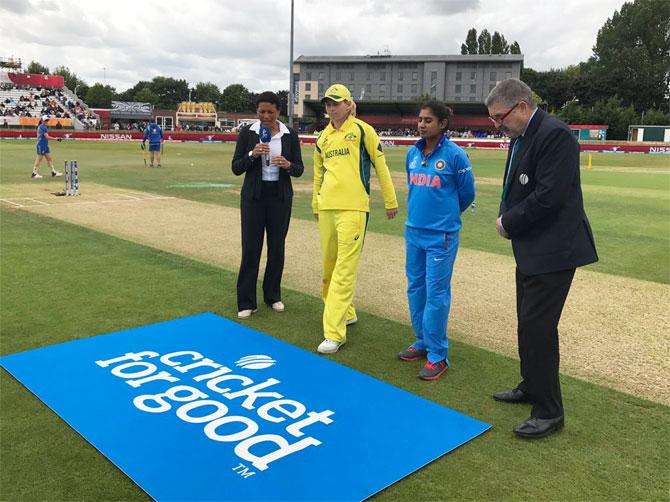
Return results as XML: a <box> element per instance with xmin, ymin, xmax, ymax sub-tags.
<box><xmin>259</xmin><ymin>126</ymin><xmax>271</xmax><ymax>167</ymax></box>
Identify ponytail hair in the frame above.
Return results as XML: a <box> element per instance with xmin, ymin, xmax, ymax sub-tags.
<box><xmin>346</xmin><ymin>99</ymin><xmax>357</xmax><ymax>118</ymax></box>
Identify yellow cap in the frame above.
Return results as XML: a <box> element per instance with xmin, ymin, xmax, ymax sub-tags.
<box><xmin>322</xmin><ymin>83</ymin><xmax>352</xmax><ymax>103</ymax></box>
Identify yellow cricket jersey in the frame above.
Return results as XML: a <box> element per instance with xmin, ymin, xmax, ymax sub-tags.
<box><xmin>312</xmin><ymin>115</ymin><xmax>398</xmax><ymax>213</ymax></box>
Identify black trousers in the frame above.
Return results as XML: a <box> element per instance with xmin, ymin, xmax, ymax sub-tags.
<box><xmin>515</xmin><ymin>267</ymin><xmax>575</xmax><ymax>419</ymax></box>
<box><xmin>237</xmin><ymin>183</ymin><xmax>292</xmax><ymax>310</ymax></box>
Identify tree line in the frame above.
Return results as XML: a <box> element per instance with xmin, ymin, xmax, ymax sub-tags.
<box><xmin>24</xmin><ymin>0</ymin><xmax>668</xmax><ymax>139</ymax></box>
<box><xmin>522</xmin><ymin>0</ymin><xmax>669</xmax><ymax>139</ymax></box>
<box><xmin>26</xmin><ymin>62</ymin><xmax>286</xmax><ymax>115</ymax></box>
<box><xmin>460</xmin><ymin>0</ymin><xmax>669</xmax><ymax>138</ymax></box>
<box><xmin>460</xmin><ymin>28</ymin><xmax>521</xmax><ymax>55</ymax></box>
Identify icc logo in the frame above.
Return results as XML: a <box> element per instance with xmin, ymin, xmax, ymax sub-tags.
<box><xmin>235</xmin><ymin>355</ymin><xmax>277</xmax><ymax>370</ymax></box>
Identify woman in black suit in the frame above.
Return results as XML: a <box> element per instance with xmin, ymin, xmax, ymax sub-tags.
<box><xmin>231</xmin><ymin>91</ymin><xmax>304</xmax><ymax>319</ymax></box>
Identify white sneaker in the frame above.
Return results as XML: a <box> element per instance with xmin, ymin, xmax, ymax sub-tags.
<box><xmin>237</xmin><ymin>309</ymin><xmax>257</xmax><ymax>319</ymax></box>
<box><xmin>51</xmin><ymin>171</ymin><xmax>62</xmax><ymax>177</ymax></box>
<box><xmin>317</xmin><ymin>339</ymin><xmax>345</xmax><ymax>354</ymax></box>
<box><xmin>346</xmin><ymin>316</ymin><xmax>358</xmax><ymax>326</ymax></box>
<box><xmin>31</xmin><ymin>172</ymin><xmax>43</xmax><ymax>179</ymax></box>
<box><xmin>271</xmin><ymin>301</ymin><xmax>285</xmax><ymax>312</ymax></box>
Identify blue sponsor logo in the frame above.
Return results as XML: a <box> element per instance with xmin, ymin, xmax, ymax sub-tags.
<box><xmin>0</xmin><ymin>313</ymin><xmax>490</xmax><ymax>501</ymax></box>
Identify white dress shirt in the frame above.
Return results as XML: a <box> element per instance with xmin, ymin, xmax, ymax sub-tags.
<box><xmin>249</xmin><ymin>120</ymin><xmax>289</xmax><ymax>181</ymax></box>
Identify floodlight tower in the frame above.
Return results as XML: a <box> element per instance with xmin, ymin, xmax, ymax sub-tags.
<box><xmin>288</xmin><ymin>0</ymin><xmax>295</xmax><ymax>127</ymax></box>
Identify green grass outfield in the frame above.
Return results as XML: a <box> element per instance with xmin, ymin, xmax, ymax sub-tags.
<box><xmin>1</xmin><ymin>140</ymin><xmax>669</xmax><ymax>500</ymax></box>
<box><xmin>2</xmin><ymin>140</ymin><xmax>668</xmax><ymax>284</ymax></box>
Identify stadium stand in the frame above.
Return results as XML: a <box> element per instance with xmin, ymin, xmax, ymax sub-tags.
<box><xmin>176</xmin><ymin>101</ymin><xmax>218</xmax><ymax>130</ymax></box>
<box><xmin>354</xmin><ymin>112</ymin><xmax>503</xmax><ymax>138</ymax></box>
<box><xmin>0</xmin><ymin>71</ymin><xmax>13</xmax><ymax>86</ymax></box>
<box><xmin>0</xmin><ymin>72</ymin><xmax>99</xmax><ymax>129</ymax></box>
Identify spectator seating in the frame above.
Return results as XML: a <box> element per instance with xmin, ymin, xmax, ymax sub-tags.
<box><xmin>0</xmin><ymin>84</ymin><xmax>99</xmax><ymax>129</ymax></box>
<box><xmin>0</xmin><ymin>87</ymin><xmax>71</xmax><ymax>126</ymax></box>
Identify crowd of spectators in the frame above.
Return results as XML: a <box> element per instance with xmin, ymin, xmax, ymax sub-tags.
<box><xmin>177</xmin><ymin>123</ymin><xmax>226</xmax><ymax>132</ymax></box>
<box><xmin>447</xmin><ymin>128</ymin><xmax>505</xmax><ymax>139</ymax></box>
<box><xmin>376</xmin><ymin>127</ymin><xmax>418</xmax><ymax>137</ymax></box>
<box><xmin>0</xmin><ymin>87</ymin><xmax>99</xmax><ymax>128</ymax></box>
<box><xmin>0</xmin><ymin>88</ymin><xmax>64</xmax><ymax>118</ymax></box>
<box><xmin>110</xmin><ymin>121</ymin><xmax>230</xmax><ymax>132</ymax></box>
<box><xmin>112</xmin><ymin>121</ymin><xmax>147</xmax><ymax>131</ymax></box>
<box><xmin>372</xmin><ymin>126</ymin><xmax>505</xmax><ymax>139</ymax></box>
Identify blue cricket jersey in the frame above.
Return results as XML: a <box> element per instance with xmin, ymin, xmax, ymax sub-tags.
<box><xmin>143</xmin><ymin>124</ymin><xmax>163</xmax><ymax>145</ymax></box>
<box><xmin>37</xmin><ymin>123</ymin><xmax>48</xmax><ymax>148</ymax></box>
<box><xmin>406</xmin><ymin>134</ymin><xmax>475</xmax><ymax>233</ymax></box>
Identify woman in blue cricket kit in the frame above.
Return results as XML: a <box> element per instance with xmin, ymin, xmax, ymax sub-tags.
<box><xmin>399</xmin><ymin>101</ymin><xmax>476</xmax><ymax>380</ymax></box>
<box><xmin>31</xmin><ymin>115</ymin><xmax>62</xmax><ymax>179</ymax></box>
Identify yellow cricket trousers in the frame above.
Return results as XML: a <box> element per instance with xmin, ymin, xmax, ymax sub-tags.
<box><xmin>318</xmin><ymin>209</ymin><xmax>368</xmax><ymax>342</ymax></box>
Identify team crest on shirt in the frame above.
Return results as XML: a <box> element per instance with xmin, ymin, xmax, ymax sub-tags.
<box><xmin>519</xmin><ymin>173</ymin><xmax>529</xmax><ymax>185</ymax></box>
<box><xmin>435</xmin><ymin>159</ymin><xmax>446</xmax><ymax>171</ymax></box>
<box><xmin>344</xmin><ymin>132</ymin><xmax>357</xmax><ymax>141</ymax></box>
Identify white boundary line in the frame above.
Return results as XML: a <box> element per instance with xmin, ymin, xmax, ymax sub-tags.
<box><xmin>114</xmin><ymin>193</ymin><xmax>142</xmax><ymax>200</ymax></box>
<box><xmin>26</xmin><ymin>198</ymin><xmax>50</xmax><ymax>206</ymax></box>
<box><xmin>117</xmin><ymin>189</ymin><xmax>173</xmax><ymax>200</ymax></box>
<box><xmin>96</xmin><ymin>198</ymin><xmax>170</xmax><ymax>203</ymax></box>
<box><xmin>0</xmin><ymin>198</ymin><xmax>25</xmax><ymax>207</ymax></box>
<box><xmin>1</xmin><ymin>192</ymin><xmax>176</xmax><ymax>208</ymax></box>
<box><xmin>24</xmin><ymin>196</ymin><xmax>177</xmax><ymax>207</ymax></box>
<box><xmin>91</xmin><ymin>192</ymin><xmax>142</xmax><ymax>200</ymax></box>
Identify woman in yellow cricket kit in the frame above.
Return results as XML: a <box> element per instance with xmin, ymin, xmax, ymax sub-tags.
<box><xmin>313</xmin><ymin>84</ymin><xmax>398</xmax><ymax>354</ymax></box>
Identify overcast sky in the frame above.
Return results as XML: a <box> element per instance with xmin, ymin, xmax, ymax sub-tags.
<box><xmin>1</xmin><ymin>0</ymin><xmax>626</xmax><ymax>93</ymax></box>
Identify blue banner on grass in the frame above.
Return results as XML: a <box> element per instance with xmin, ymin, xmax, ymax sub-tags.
<box><xmin>0</xmin><ymin>313</ymin><xmax>490</xmax><ymax>501</ymax></box>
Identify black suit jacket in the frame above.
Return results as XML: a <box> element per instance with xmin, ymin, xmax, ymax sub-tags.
<box><xmin>500</xmin><ymin>109</ymin><xmax>598</xmax><ymax>275</ymax></box>
<box><xmin>231</xmin><ymin>123</ymin><xmax>304</xmax><ymax>201</ymax></box>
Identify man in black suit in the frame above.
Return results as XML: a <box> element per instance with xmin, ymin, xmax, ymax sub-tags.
<box><xmin>485</xmin><ymin>79</ymin><xmax>598</xmax><ymax>439</ymax></box>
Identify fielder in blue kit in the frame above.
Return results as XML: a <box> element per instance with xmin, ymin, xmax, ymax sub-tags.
<box><xmin>142</xmin><ymin>122</ymin><xmax>164</xmax><ymax>167</ymax></box>
<box><xmin>399</xmin><ymin>101</ymin><xmax>476</xmax><ymax>380</ymax></box>
<box><xmin>31</xmin><ymin>115</ymin><xmax>62</xmax><ymax>179</ymax></box>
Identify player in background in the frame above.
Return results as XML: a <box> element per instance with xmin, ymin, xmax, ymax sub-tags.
<box><xmin>399</xmin><ymin>101</ymin><xmax>475</xmax><ymax>380</ymax></box>
<box><xmin>142</xmin><ymin>121</ymin><xmax>164</xmax><ymax>167</ymax></box>
<box><xmin>32</xmin><ymin>115</ymin><xmax>62</xmax><ymax>179</ymax></box>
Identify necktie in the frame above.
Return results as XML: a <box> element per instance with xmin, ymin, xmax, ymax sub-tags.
<box><xmin>502</xmin><ymin>137</ymin><xmax>522</xmax><ymax>202</ymax></box>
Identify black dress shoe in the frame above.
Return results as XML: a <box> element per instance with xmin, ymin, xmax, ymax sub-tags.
<box><xmin>513</xmin><ymin>416</ymin><xmax>564</xmax><ymax>439</ymax></box>
<box><xmin>493</xmin><ymin>388</ymin><xmax>531</xmax><ymax>403</ymax></box>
